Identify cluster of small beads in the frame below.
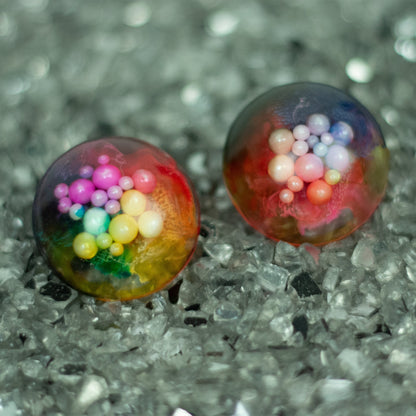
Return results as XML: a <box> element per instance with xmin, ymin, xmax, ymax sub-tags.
<box><xmin>267</xmin><ymin>114</ymin><xmax>353</xmax><ymax>205</ymax></box>
<box><xmin>54</xmin><ymin>154</ymin><xmax>163</xmax><ymax>260</ymax></box>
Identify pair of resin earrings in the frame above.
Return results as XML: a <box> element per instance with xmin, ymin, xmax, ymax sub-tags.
<box><xmin>33</xmin><ymin>82</ymin><xmax>389</xmax><ymax>301</ymax></box>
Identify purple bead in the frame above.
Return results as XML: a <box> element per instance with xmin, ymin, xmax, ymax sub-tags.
<box><xmin>54</xmin><ymin>183</ymin><xmax>68</xmax><ymax>199</ymax></box>
<box><xmin>330</xmin><ymin>121</ymin><xmax>354</xmax><ymax>146</ymax></box>
<box><xmin>325</xmin><ymin>144</ymin><xmax>350</xmax><ymax>172</ymax></box>
<box><xmin>91</xmin><ymin>190</ymin><xmax>108</xmax><ymax>207</ymax></box>
<box><xmin>307</xmin><ymin>113</ymin><xmax>330</xmax><ymax>136</ymax></box>
<box><xmin>307</xmin><ymin>135</ymin><xmax>319</xmax><ymax>149</ymax></box>
<box><xmin>68</xmin><ymin>179</ymin><xmax>95</xmax><ymax>204</ymax></box>
<box><xmin>79</xmin><ymin>165</ymin><xmax>94</xmax><ymax>178</ymax></box>
<box><xmin>98</xmin><ymin>154</ymin><xmax>110</xmax><ymax>165</ymax></box>
<box><xmin>105</xmin><ymin>199</ymin><xmax>120</xmax><ymax>215</ymax></box>
<box><xmin>58</xmin><ymin>197</ymin><xmax>72</xmax><ymax>213</ymax></box>
<box><xmin>119</xmin><ymin>176</ymin><xmax>134</xmax><ymax>190</ymax></box>
<box><xmin>320</xmin><ymin>132</ymin><xmax>334</xmax><ymax>146</ymax></box>
<box><xmin>107</xmin><ymin>185</ymin><xmax>123</xmax><ymax>200</ymax></box>
<box><xmin>92</xmin><ymin>164</ymin><xmax>121</xmax><ymax>190</ymax></box>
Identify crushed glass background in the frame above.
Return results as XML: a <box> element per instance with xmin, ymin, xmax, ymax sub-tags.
<box><xmin>0</xmin><ymin>0</ymin><xmax>415</xmax><ymax>415</ymax></box>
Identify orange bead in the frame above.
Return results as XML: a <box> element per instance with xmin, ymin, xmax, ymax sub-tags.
<box><xmin>306</xmin><ymin>180</ymin><xmax>332</xmax><ymax>205</ymax></box>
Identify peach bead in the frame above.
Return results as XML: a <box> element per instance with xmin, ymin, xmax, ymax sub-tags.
<box><xmin>292</xmin><ymin>140</ymin><xmax>309</xmax><ymax>156</ymax></box>
<box><xmin>307</xmin><ymin>180</ymin><xmax>333</xmax><ymax>205</ymax></box>
<box><xmin>268</xmin><ymin>129</ymin><xmax>295</xmax><ymax>155</ymax></box>
<box><xmin>287</xmin><ymin>176</ymin><xmax>304</xmax><ymax>192</ymax></box>
<box><xmin>279</xmin><ymin>189</ymin><xmax>294</xmax><ymax>204</ymax></box>
<box><xmin>294</xmin><ymin>153</ymin><xmax>324</xmax><ymax>183</ymax></box>
<box><xmin>268</xmin><ymin>155</ymin><xmax>295</xmax><ymax>184</ymax></box>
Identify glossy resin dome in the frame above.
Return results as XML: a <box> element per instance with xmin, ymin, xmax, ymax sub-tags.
<box><xmin>223</xmin><ymin>83</ymin><xmax>389</xmax><ymax>245</ymax></box>
<box><xmin>33</xmin><ymin>137</ymin><xmax>200</xmax><ymax>300</ymax></box>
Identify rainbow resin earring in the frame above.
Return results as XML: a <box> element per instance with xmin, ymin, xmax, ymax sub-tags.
<box><xmin>223</xmin><ymin>82</ymin><xmax>389</xmax><ymax>245</ymax></box>
<box><xmin>33</xmin><ymin>137</ymin><xmax>200</xmax><ymax>301</ymax></box>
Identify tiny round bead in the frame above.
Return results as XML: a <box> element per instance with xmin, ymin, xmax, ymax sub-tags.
<box><xmin>268</xmin><ymin>155</ymin><xmax>295</xmax><ymax>184</ymax></box>
<box><xmin>313</xmin><ymin>142</ymin><xmax>328</xmax><ymax>157</ymax></box>
<box><xmin>325</xmin><ymin>169</ymin><xmax>341</xmax><ymax>185</ymax></box>
<box><xmin>79</xmin><ymin>165</ymin><xmax>94</xmax><ymax>178</ymax></box>
<box><xmin>279</xmin><ymin>188</ymin><xmax>294</xmax><ymax>204</ymax></box>
<box><xmin>91</xmin><ymin>190</ymin><xmax>108</xmax><ymax>207</ymax></box>
<box><xmin>98</xmin><ymin>154</ymin><xmax>110</xmax><ymax>165</ymax></box>
<box><xmin>105</xmin><ymin>200</ymin><xmax>121</xmax><ymax>215</ymax></box>
<box><xmin>294</xmin><ymin>153</ymin><xmax>324</xmax><ymax>183</ymax></box>
<box><xmin>293</xmin><ymin>124</ymin><xmax>310</xmax><ymax>141</ymax></box>
<box><xmin>320</xmin><ymin>132</ymin><xmax>334</xmax><ymax>146</ymax></box>
<box><xmin>110</xmin><ymin>242</ymin><xmax>124</xmax><ymax>257</ymax></box>
<box><xmin>330</xmin><ymin>121</ymin><xmax>354</xmax><ymax>145</ymax></box>
<box><xmin>54</xmin><ymin>183</ymin><xmax>68</xmax><ymax>199</ymax></box>
<box><xmin>92</xmin><ymin>164</ymin><xmax>122</xmax><ymax>190</ymax></box>
<box><xmin>119</xmin><ymin>176</ymin><xmax>134</xmax><ymax>190</ymax></box>
<box><xmin>307</xmin><ymin>135</ymin><xmax>319</xmax><ymax>149</ymax></box>
<box><xmin>132</xmin><ymin>169</ymin><xmax>157</xmax><ymax>194</ymax></box>
<box><xmin>58</xmin><ymin>197</ymin><xmax>72</xmax><ymax>213</ymax></box>
<box><xmin>268</xmin><ymin>129</ymin><xmax>295</xmax><ymax>155</ymax></box>
<box><xmin>325</xmin><ymin>144</ymin><xmax>350</xmax><ymax>172</ymax></box>
<box><xmin>107</xmin><ymin>185</ymin><xmax>123</xmax><ymax>200</ymax></box>
<box><xmin>68</xmin><ymin>179</ymin><xmax>95</xmax><ymax>204</ymax></box>
<box><xmin>292</xmin><ymin>140</ymin><xmax>309</xmax><ymax>156</ymax></box>
<box><xmin>307</xmin><ymin>113</ymin><xmax>330</xmax><ymax>136</ymax></box>
<box><xmin>83</xmin><ymin>207</ymin><xmax>110</xmax><ymax>236</ymax></box>
<box><xmin>73</xmin><ymin>232</ymin><xmax>98</xmax><ymax>259</ymax></box>
<box><xmin>307</xmin><ymin>180</ymin><xmax>333</xmax><ymax>205</ymax></box>
<box><xmin>138</xmin><ymin>211</ymin><xmax>164</xmax><ymax>238</ymax></box>
<box><xmin>69</xmin><ymin>203</ymin><xmax>85</xmax><ymax>221</ymax></box>
<box><xmin>96</xmin><ymin>233</ymin><xmax>113</xmax><ymax>249</ymax></box>
<box><xmin>287</xmin><ymin>175</ymin><xmax>304</xmax><ymax>192</ymax></box>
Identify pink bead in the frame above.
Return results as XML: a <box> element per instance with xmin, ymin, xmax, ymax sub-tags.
<box><xmin>293</xmin><ymin>124</ymin><xmax>310</xmax><ymax>141</ymax></box>
<box><xmin>79</xmin><ymin>165</ymin><xmax>94</xmax><ymax>178</ymax></box>
<box><xmin>54</xmin><ymin>183</ymin><xmax>68</xmax><ymax>199</ymax></box>
<box><xmin>119</xmin><ymin>176</ymin><xmax>134</xmax><ymax>190</ymax></box>
<box><xmin>92</xmin><ymin>164</ymin><xmax>122</xmax><ymax>190</ymax></box>
<box><xmin>287</xmin><ymin>176</ymin><xmax>304</xmax><ymax>192</ymax></box>
<box><xmin>107</xmin><ymin>185</ymin><xmax>123</xmax><ymax>200</ymax></box>
<box><xmin>294</xmin><ymin>153</ymin><xmax>324</xmax><ymax>183</ymax></box>
<box><xmin>105</xmin><ymin>199</ymin><xmax>121</xmax><ymax>215</ymax></box>
<box><xmin>68</xmin><ymin>179</ymin><xmax>95</xmax><ymax>204</ymax></box>
<box><xmin>98</xmin><ymin>154</ymin><xmax>110</xmax><ymax>165</ymax></box>
<box><xmin>58</xmin><ymin>197</ymin><xmax>72</xmax><ymax>213</ymax></box>
<box><xmin>132</xmin><ymin>169</ymin><xmax>157</xmax><ymax>194</ymax></box>
<box><xmin>91</xmin><ymin>190</ymin><xmax>108</xmax><ymax>207</ymax></box>
<box><xmin>279</xmin><ymin>189</ymin><xmax>294</xmax><ymax>204</ymax></box>
<box><xmin>292</xmin><ymin>140</ymin><xmax>308</xmax><ymax>156</ymax></box>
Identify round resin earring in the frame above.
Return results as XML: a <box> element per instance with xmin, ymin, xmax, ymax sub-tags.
<box><xmin>223</xmin><ymin>82</ymin><xmax>389</xmax><ymax>245</ymax></box>
<box><xmin>33</xmin><ymin>137</ymin><xmax>200</xmax><ymax>301</ymax></box>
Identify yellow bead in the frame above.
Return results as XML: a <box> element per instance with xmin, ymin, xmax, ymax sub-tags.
<box><xmin>138</xmin><ymin>210</ymin><xmax>164</xmax><ymax>238</ymax></box>
<box><xmin>325</xmin><ymin>169</ymin><xmax>341</xmax><ymax>185</ymax></box>
<box><xmin>110</xmin><ymin>242</ymin><xmax>124</xmax><ymax>256</ymax></box>
<box><xmin>96</xmin><ymin>233</ymin><xmax>112</xmax><ymax>249</ymax></box>
<box><xmin>108</xmin><ymin>213</ymin><xmax>139</xmax><ymax>244</ymax></box>
<box><xmin>120</xmin><ymin>190</ymin><xmax>146</xmax><ymax>216</ymax></box>
<box><xmin>73</xmin><ymin>232</ymin><xmax>98</xmax><ymax>259</ymax></box>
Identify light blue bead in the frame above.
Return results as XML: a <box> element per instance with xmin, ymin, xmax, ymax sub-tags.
<box><xmin>313</xmin><ymin>142</ymin><xmax>328</xmax><ymax>157</ymax></box>
<box><xmin>83</xmin><ymin>207</ymin><xmax>110</xmax><ymax>235</ymax></box>
<box><xmin>307</xmin><ymin>135</ymin><xmax>319</xmax><ymax>148</ymax></box>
